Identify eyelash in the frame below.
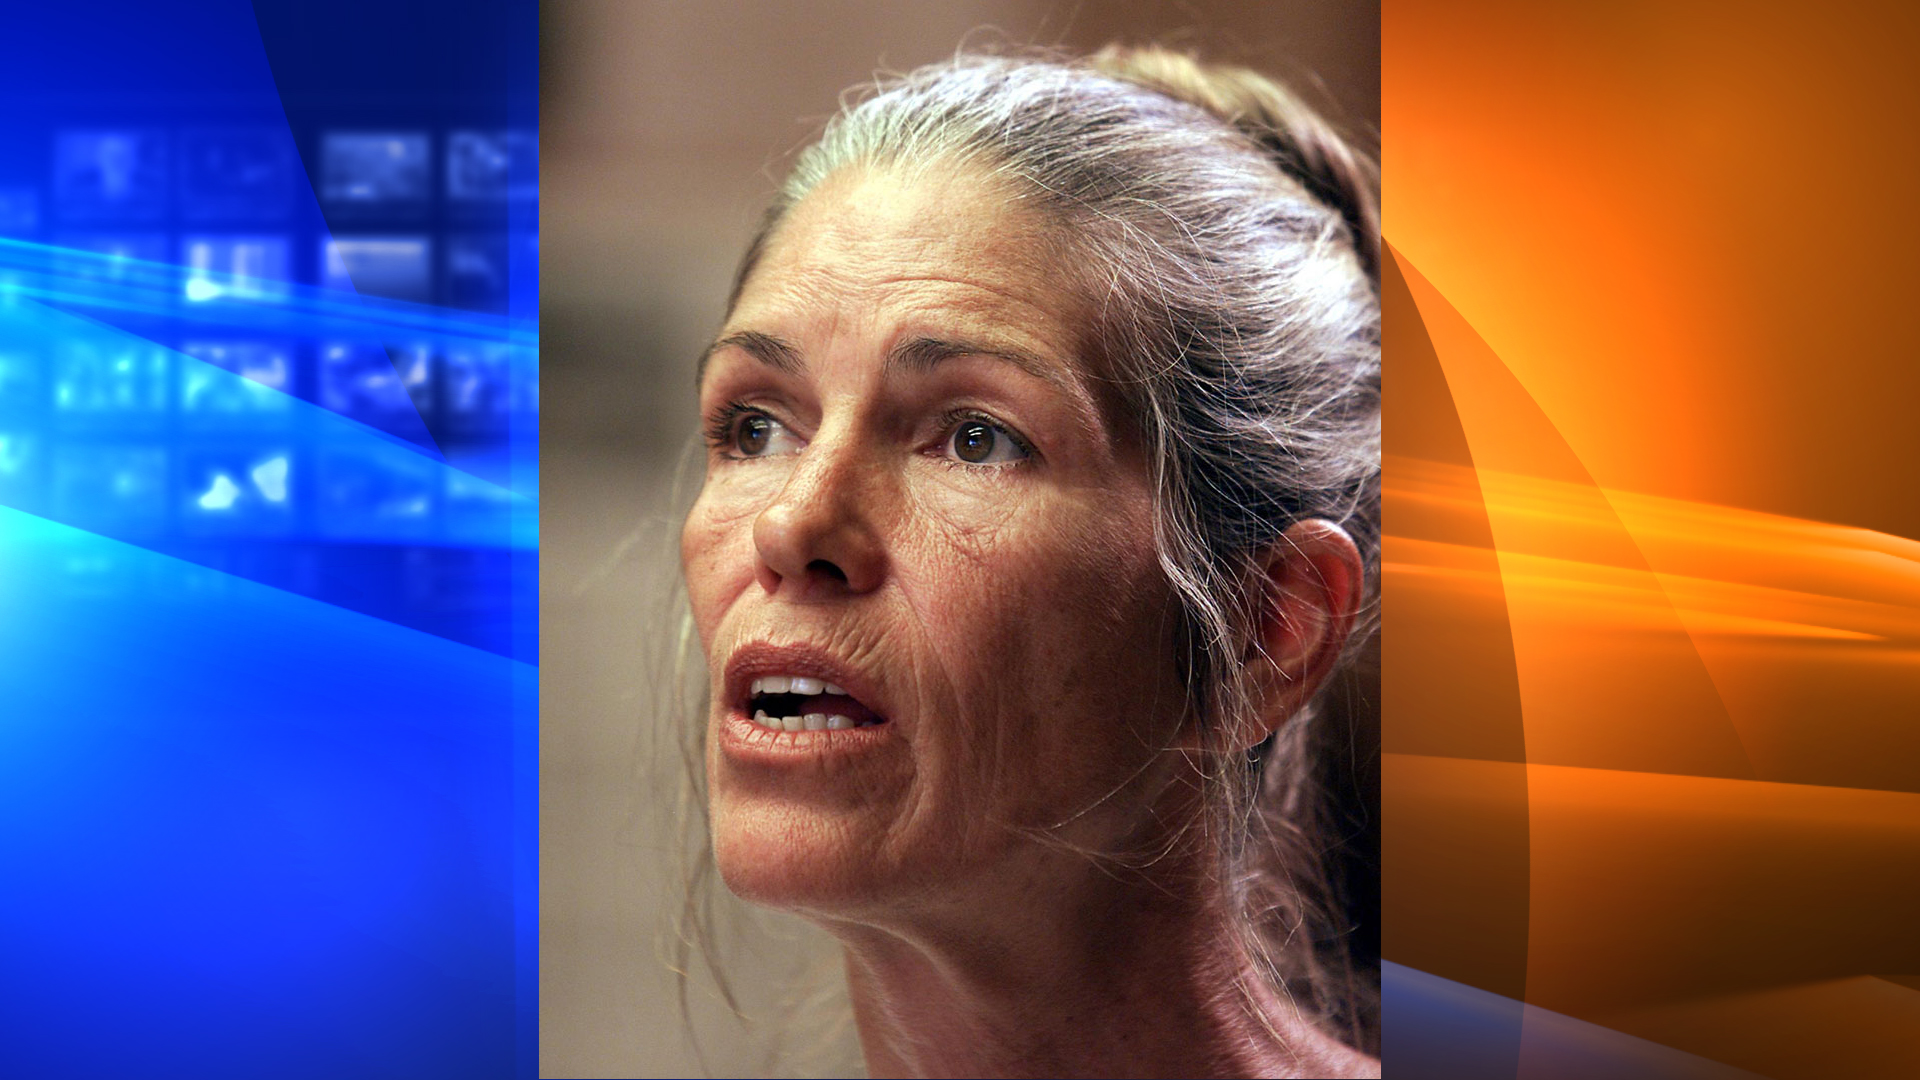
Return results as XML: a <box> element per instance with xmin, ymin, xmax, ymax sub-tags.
<box><xmin>700</xmin><ymin>401</ymin><xmax>1037</xmax><ymax>465</ymax></box>
<box><xmin>702</xmin><ymin>400</ymin><xmax>758</xmax><ymax>455</ymax></box>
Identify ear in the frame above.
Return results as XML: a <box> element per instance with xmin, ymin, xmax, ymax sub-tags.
<box><xmin>1236</xmin><ymin>518</ymin><xmax>1365</xmax><ymax>752</ymax></box>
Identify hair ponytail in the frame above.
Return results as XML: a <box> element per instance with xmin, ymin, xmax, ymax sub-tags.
<box><xmin>1091</xmin><ymin>45</ymin><xmax>1380</xmax><ymax>284</ymax></box>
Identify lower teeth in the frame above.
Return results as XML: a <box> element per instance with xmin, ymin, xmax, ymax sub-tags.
<box><xmin>753</xmin><ymin>710</ymin><xmax>866</xmax><ymax>732</ymax></box>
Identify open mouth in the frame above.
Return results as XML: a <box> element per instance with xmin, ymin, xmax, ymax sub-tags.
<box><xmin>745</xmin><ymin>674</ymin><xmax>886</xmax><ymax>732</ymax></box>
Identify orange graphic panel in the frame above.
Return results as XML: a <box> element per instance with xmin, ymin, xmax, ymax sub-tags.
<box><xmin>1383</xmin><ymin>5</ymin><xmax>1920</xmax><ymax>1072</ymax></box>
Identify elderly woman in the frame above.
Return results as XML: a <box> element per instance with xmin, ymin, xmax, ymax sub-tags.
<box><xmin>678</xmin><ymin>45</ymin><xmax>1379</xmax><ymax>1078</ymax></box>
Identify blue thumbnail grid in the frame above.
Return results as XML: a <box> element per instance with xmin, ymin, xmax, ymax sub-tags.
<box><xmin>0</xmin><ymin>110</ymin><xmax>537</xmax><ymax>660</ymax></box>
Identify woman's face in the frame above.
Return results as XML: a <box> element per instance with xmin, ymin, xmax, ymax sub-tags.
<box><xmin>683</xmin><ymin>165</ymin><xmax>1190</xmax><ymax>923</ymax></box>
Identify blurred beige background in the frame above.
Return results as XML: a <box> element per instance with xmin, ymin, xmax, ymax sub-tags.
<box><xmin>540</xmin><ymin>2</ymin><xmax>1378</xmax><ymax>1076</ymax></box>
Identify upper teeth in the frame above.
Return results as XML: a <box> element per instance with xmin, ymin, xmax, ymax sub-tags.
<box><xmin>750</xmin><ymin>675</ymin><xmax>847</xmax><ymax>696</ymax></box>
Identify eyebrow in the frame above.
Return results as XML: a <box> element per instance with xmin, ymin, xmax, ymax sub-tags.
<box><xmin>698</xmin><ymin>330</ymin><xmax>1069</xmax><ymax>389</ymax></box>
<box><xmin>884</xmin><ymin>336</ymin><xmax>1068</xmax><ymax>388</ymax></box>
<box><xmin>698</xmin><ymin>330</ymin><xmax>802</xmax><ymax>383</ymax></box>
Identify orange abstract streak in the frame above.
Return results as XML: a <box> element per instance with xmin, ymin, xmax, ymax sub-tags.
<box><xmin>1387</xmin><ymin>456</ymin><xmax>1920</xmax><ymax>795</ymax></box>
<box><xmin>1392</xmin><ymin>460</ymin><xmax>1920</xmax><ymax>646</ymax></box>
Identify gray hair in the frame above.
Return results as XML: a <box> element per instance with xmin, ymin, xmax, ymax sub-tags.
<box><xmin>716</xmin><ymin>45</ymin><xmax>1381</xmax><ymax>1052</ymax></box>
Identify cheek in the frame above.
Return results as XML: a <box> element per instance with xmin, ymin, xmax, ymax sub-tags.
<box><xmin>681</xmin><ymin>481</ymin><xmax>765</xmax><ymax>643</ymax></box>
<box><xmin>905</xmin><ymin>473</ymin><xmax>1163</xmax><ymax>656</ymax></box>
<box><xmin>895</xmin><ymin>478</ymin><xmax>1177</xmax><ymax>803</ymax></box>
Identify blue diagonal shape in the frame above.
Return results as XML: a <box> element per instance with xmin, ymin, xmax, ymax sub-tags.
<box><xmin>0</xmin><ymin>503</ymin><xmax>533</xmax><ymax>1078</ymax></box>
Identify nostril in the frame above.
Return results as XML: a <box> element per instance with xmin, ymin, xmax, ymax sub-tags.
<box><xmin>808</xmin><ymin>559</ymin><xmax>848</xmax><ymax>583</ymax></box>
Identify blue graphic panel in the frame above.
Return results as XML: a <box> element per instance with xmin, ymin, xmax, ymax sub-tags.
<box><xmin>0</xmin><ymin>1</ymin><xmax>535</xmax><ymax>1076</ymax></box>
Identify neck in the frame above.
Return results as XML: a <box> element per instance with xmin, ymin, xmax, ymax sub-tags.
<box><xmin>829</xmin><ymin>860</ymin><xmax>1376</xmax><ymax>1079</ymax></box>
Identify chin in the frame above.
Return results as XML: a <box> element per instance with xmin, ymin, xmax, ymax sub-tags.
<box><xmin>710</xmin><ymin>794</ymin><xmax>892</xmax><ymax>913</ymax></box>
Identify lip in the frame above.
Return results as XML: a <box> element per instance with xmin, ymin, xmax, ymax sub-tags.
<box><xmin>717</xmin><ymin>640</ymin><xmax>899</xmax><ymax>761</ymax></box>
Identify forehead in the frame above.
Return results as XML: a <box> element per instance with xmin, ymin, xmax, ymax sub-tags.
<box><xmin>728</xmin><ymin>164</ymin><xmax>1087</xmax><ymax>360</ymax></box>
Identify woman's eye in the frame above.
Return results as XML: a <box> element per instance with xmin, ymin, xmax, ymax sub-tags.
<box><xmin>730</xmin><ymin>411</ymin><xmax>804</xmax><ymax>457</ymax></box>
<box><xmin>944</xmin><ymin>418</ymin><xmax>1029</xmax><ymax>465</ymax></box>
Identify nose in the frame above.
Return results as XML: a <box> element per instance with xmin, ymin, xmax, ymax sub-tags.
<box><xmin>751</xmin><ymin>433</ymin><xmax>886</xmax><ymax>599</ymax></box>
